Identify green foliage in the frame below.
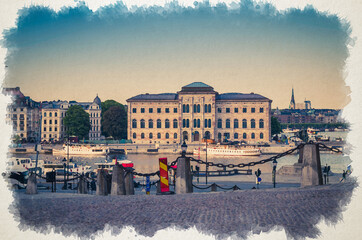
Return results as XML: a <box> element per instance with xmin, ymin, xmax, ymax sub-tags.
<box><xmin>63</xmin><ymin>105</ymin><xmax>90</xmax><ymax>139</ymax></box>
<box><xmin>12</xmin><ymin>134</ymin><xmax>21</xmax><ymax>144</ymax></box>
<box><xmin>101</xmin><ymin>100</ymin><xmax>124</xmax><ymax>116</ymax></box>
<box><xmin>102</xmin><ymin>106</ymin><xmax>127</xmax><ymax>140</ymax></box>
<box><xmin>271</xmin><ymin>117</ymin><xmax>282</xmax><ymax>136</ymax></box>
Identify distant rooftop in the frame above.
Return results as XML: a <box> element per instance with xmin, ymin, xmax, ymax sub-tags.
<box><xmin>127</xmin><ymin>93</ymin><xmax>178</xmax><ymax>101</ymax></box>
<box><xmin>216</xmin><ymin>93</ymin><xmax>270</xmax><ymax>101</ymax></box>
<box><xmin>180</xmin><ymin>82</ymin><xmax>215</xmax><ymax>92</ymax></box>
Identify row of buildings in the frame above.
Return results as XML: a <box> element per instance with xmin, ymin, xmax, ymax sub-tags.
<box><xmin>3</xmin><ymin>87</ymin><xmax>102</xmax><ymax>143</ymax></box>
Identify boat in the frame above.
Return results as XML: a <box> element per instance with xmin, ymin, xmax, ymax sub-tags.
<box><xmin>42</xmin><ymin>162</ymin><xmax>92</xmax><ymax>175</ymax></box>
<box><xmin>193</xmin><ymin>146</ymin><xmax>261</xmax><ymax>156</ymax></box>
<box><xmin>53</xmin><ymin>144</ymin><xmax>109</xmax><ymax>155</ymax></box>
<box><xmin>93</xmin><ymin>159</ymin><xmax>134</xmax><ymax>174</ymax></box>
<box><xmin>282</xmin><ymin>128</ymin><xmax>300</xmax><ymax>133</ymax></box>
<box><xmin>307</xmin><ymin>128</ymin><xmax>320</xmax><ymax>135</ymax></box>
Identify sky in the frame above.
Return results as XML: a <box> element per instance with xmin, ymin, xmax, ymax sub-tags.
<box><xmin>1</xmin><ymin>0</ymin><xmax>351</xmax><ymax>109</ymax></box>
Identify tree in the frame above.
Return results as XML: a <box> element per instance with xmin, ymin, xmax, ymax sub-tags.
<box><xmin>63</xmin><ymin>105</ymin><xmax>90</xmax><ymax>139</ymax></box>
<box><xmin>102</xmin><ymin>106</ymin><xmax>127</xmax><ymax>139</ymax></box>
<box><xmin>101</xmin><ymin>100</ymin><xmax>123</xmax><ymax>116</ymax></box>
<box><xmin>271</xmin><ymin>117</ymin><xmax>282</xmax><ymax>136</ymax></box>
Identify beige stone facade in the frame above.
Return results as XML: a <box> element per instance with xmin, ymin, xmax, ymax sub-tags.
<box><xmin>127</xmin><ymin>82</ymin><xmax>272</xmax><ymax>144</ymax></box>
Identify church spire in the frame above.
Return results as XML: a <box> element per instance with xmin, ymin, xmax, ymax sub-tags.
<box><xmin>289</xmin><ymin>88</ymin><xmax>295</xmax><ymax>109</ymax></box>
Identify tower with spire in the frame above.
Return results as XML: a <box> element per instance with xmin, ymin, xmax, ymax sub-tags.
<box><xmin>289</xmin><ymin>88</ymin><xmax>295</xmax><ymax>109</ymax></box>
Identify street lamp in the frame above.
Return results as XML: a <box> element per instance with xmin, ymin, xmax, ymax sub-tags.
<box><xmin>181</xmin><ymin>140</ymin><xmax>187</xmax><ymax>157</ymax></box>
<box><xmin>272</xmin><ymin>159</ymin><xmax>278</xmax><ymax>188</ymax></box>
<box><xmin>62</xmin><ymin>157</ymin><xmax>67</xmax><ymax>190</ymax></box>
<box><xmin>203</xmin><ymin>135</ymin><xmax>208</xmax><ymax>185</ymax></box>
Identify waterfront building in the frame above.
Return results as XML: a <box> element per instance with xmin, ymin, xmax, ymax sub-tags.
<box><xmin>41</xmin><ymin>95</ymin><xmax>102</xmax><ymax>142</ymax></box>
<box><xmin>273</xmin><ymin>108</ymin><xmax>340</xmax><ymax>124</ymax></box>
<box><xmin>127</xmin><ymin>82</ymin><xmax>272</xmax><ymax>144</ymax></box>
<box><xmin>3</xmin><ymin>87</ymin><xmax>41</xmax><ymax>142</ymax></box>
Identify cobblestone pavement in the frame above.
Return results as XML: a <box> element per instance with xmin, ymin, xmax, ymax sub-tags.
<box><xmin>12</xmin><ymin>181</ymin><xmax>355</xmax><ymax>239</ymax></box>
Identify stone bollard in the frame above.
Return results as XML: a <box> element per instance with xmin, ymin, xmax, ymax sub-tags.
<box><xmin>26</xmin><ymin>172</ymin><xmax>38</xmax><ymax>194</ymax></box>
<box><xmin>301</xmin><ymin>144</ymin><xmax>323</xmax><ymax>187</ymax></box>
<box><xmin>211</xmin><ymin>183</ymin><xmax>217</xmax><ymax>192</ymax></box>
<box><xmin>96</xmin><ymin>169</ymin><xmax>108</xmax><ymax>196</ymax></box>
<box><xmin>124</xmin><ymin>170</ymin><xmax>135</xmax><ymax>195</ymax></box>
<box><xmin>111</xmin><ymin>165</ymin><xmax>126</xmax><ymax>195</ymax></box>
<box><xmin>175</xmin><ymin>157</ymin><xmax>193</xmax><ymax>194</ymax></box>
<box><xmin>77</xmin><ymin>175</ymin><xmax>88</xmax><ymax>194</ymax></box>
<box><xmin>156</xmin><ymin>180</ymin><xmax>161</xmax><ymax>194</ymax></box>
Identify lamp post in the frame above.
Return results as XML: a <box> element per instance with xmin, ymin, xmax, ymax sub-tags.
<box><xmin>181</xmin><ymin>140</ymin><xmax>187</xmax><ymax>157</ymax></box>
<box><xmin>62</xmin><ymin>157</ymin><xmax>67</xmax><ymax>189</ymax></box>
<box><xmin>204</xmin><ymin>135</ymin><xmax>208</xmax><ymax>185</ymax></box>
<box><xmin>272</xmin><ymin>159</ymin><xmax>278</xmax><ymax>188</ymax></box>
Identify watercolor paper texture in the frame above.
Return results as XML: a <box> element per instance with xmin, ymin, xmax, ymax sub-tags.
<box><xmin>0</xmin><ymin>0</ymin><xmax>361</xmax><ymax>240</ymax></box>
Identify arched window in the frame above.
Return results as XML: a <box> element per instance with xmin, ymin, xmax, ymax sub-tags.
<box><xmin>182</xmin><ymin>119</ymin><xmax>186</xmax><ymax>128</ymax></box>
<box><xmin>218</xmin><ymin>119</ymin><xmax>222</xmax><ymax>128</ymax></box>
<box><xmin>197</xmin><ymin>104</ymin><xmax>200</xmax><ymax>113</ymax></box>
<box><xmin>148</xmin><ymin>119</ymin><xmax>153</xmax><ymax>128</ymax></box>
<box><xmin>132</xmin><ymin>119</ymin><xmax>137</xmax><ymax>128</ymax></box>
<box><xmin>204</xmin><ymin>104</ymin><xmax>208</xmax><ymax>113</ymax></box>
<box><xmin>242</xmin><ymin>119</ymin><xmax>247</xmax><ymax>128</ymax></box>
<box><xmin>243</xmin><ymin>133</ymin><xmax>247</xmax><ymax>139</ymax></box>
<box><xmin>197</xmin><ymin>119</ymin><xmax>200</xmax><ymax>128</ymax></box>
<box><xmin>149</xmin><ymin>133</ymin><xmax>153</xmax><ymax>139</ymax></box>
<box><xmin>234</xmin><ymin>133</ymin><xmax>238</xmax><ymax>139</ymax></box>
<box><xmin>226</xmin><ymin>119</ymin><xmax>230</xmax><ymax>129</ymax></box>
<box><xmin>165</xmin><ymin>119</ymin><xmax>170</xmax><ymax>128</ymax></box>
<box><xmin>141</xmin><ymin>133</ymin><xmax>145</xmax><ymax>139</ymax></box>
<box><xmin>166</xmin><ymin>133</ymin><xmax>169</xmax><ymax>139</ymax></box>
<box><xmin>140</xmin><ymin>119</ymin><xmax>145</xmax><ymax>128</ymax></box>
<box><xmin>208</xmin><ymin>119</ymin><xmax>211</xmax><ymax>128</ymax></box>
<box><xmin>133</xmin><ymin>133</ymin><xmax>136</xmax><ymax>139</ymax></box>
<box><xmin>251</xmin><ymin>133</ymin><xmax>255</xmax><ymax>139</ymax></box>
<box><xmin>183</xmin><ymin>104</ymin><xmax>186</xmax><ymax>113</ymax></box>
<box><xmin>218</xmin><ymin>133</ymin><xmax>222</xmax><ymax>140</ymax></box>
<box><xmin>260</xmin><ymin>133</ymin><xmax>264</xmax><ymax>139</ymax></box>
<box><xmin>186</xmin><ymin>104</ymin><xmax>189</xmax><ymax>113</ymax></box>
<box><xmin>186</xmin><ymin>119</ymin><xmax>190</xmax><ymax>128</ymax></box>
<box><xmin>174</xmin><ymin>133</ymin><xmax>177</xmax><ymax>139</ymax></box>
<box><xmin>193</xmin><ymin>119</ymin><xmax>197</xmax><ymax>128</ymax></box>
<box><xmin>204</xmin><ymin>119</ymin><xmax>208</xmax><ymax>128</ymax></box>
<box><xmin>157</xmin><ymin>119</ymin><xmax>161</xmax><ymax>128</ymax></box>
<box><xmin>173</xmin><ymin>119</ymin><xmax>178</xmax><ymax>128</ymax></box>
<box><xmin>259</xmin><ymin>119</ymin><xmax>264</xmax><ymax>128</ymax></box>
<box><xmin>193</xmin><ymin>104</ymin><xmax>197</xmax><ymax>113</ymax></box>
<box><xmin>234</xmin><ymin>119</ymin><xmax>239</xmax><ymax>128</ymax></box>
<box><xmin>208</xmin><ymin>104</ymin><xmax>211</xmax><ymax>113</ymax></box>
<box><xmin>157</xmin><ymin>133</ymin><xmax>161</xmax><ymax>139</ymax></box>
<box><xmin>251</xmin><ymin>119</ymin><xmax>255</xmax><ymax>128</ymax></box>
<box><xmin>205</xmin><ymin>131</ymin><xmax>210</xmax><ymax>139</ymax></box>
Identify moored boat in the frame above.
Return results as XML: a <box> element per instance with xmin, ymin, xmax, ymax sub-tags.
<box><xmin>193</xmin><ymin>146</ymin><xmax>261</xmax><ymax>156</ymax></box>
<box><xmin>53</xmin><ymin>144</ymin><xmax>109</xmax><ymax>156</ymax></box>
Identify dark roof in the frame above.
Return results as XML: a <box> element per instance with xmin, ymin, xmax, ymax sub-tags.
<box><xmin>93</xmin><ymin>95</ymin><xmax>101</xmax><ymax>105</ymax></box>
<box><xmin>127</xmin><ymin>93</ymin><xmax>178</xmax><ymax>101</ymax></box>
<box><xmin>216</xmin><ymin>93</ymin><xmax>270</xmax><ymax>101</ymax></box>
<box><xmin>180</xmin><ymin>82</ymin><xmax>215</xmax><ymax>92</ymax></box>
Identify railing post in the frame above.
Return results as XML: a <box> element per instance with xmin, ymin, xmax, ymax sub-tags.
<box><xmin>111</xmin><ymin>165</ymin><xmax>126</xmax><ymax>195</ymax></box>
<box><xmin>301</xmin><ymin>143</ymin><xmax>323</xmax><ymax>187</ymax></box>
<box><xmin>175</xmin><ymin>157</ymin><xmax>193</xmax><ymax>194</ymax></box>
<box><xmin>124</xmin><ymin>170</ymin><xmax>135</xmax><ymax>195</ymax></box>
<box><xmin>77</xmin><ymin>174</ymin><xmax>88</xmax><ymax>194</ymax></box>
<box><xmin>211</xmin><ymin>183</ymin><xmax>217</xmax><ymax>192</ymax></box>
<box><xmin>26</xmin><ymin>172</ymin><xmax>38</xmax><ymax>194</ymax></box>
<box><xmin>96</xmin><ymin>169</ymin><xmax>108</xmax><ymax>196</ymax></box>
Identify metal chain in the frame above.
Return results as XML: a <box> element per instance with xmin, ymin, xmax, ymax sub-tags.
<box><xmin>317</xmin><ymin>142</ymin><xmax>343</xmax><ymax>153</ymax></box>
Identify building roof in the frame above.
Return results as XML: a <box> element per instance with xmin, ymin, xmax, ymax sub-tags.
<box><xmin>180</xmin><ymin>82</ymin><xmax>215</xmax><ymax>92</ymax></box>
<box><xmin>216</xmin><ymin>93</ymin><xmax>270</xmax><ymax>101</ymax></box>
<box><xmin>93</xmin><ymin>95</ymin><xmax>101</xmax><ymax>105</ymax></box>
<box><xmin>127</xmin><ymin>93</ymin><xmax>178</xmax><ymax>101</ymax></box>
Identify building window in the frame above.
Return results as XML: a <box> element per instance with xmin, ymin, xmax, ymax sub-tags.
<box><xmin>132</xmin><ymin>119</ymin><xmax>137</xmax><ymax>128</ymax></box>
<box><xmin>133</xmin><ymin>133</ymin><xmax>136</xmax><ymax>139</ymax></box>
<box><xmin>149</xmin><ymin>119</ymin><xmax>153</xmax><ymax>128</ymax></box>
<box><xmin>260</xmin><ymin>133</ymin><xmax>264</xmax><ymax>139</ymax></box>
<box><xmin>260</xmin><ymin>107</ymin><xmax>264</xmax><ymax>113</ymax></box>
<box><xmin>140</xmin><ymin>119</ymin><xmax>145</xmax><ymax>128</ymax></box>
<box><xmin>50</xmin><ymin>120</ymin><xmax>52</xmax><ymax>124</ymax></box>
<box><xmin>226</xmin><ymin>119</ymin><xmax>230</xmax><ymax>128</ymax></box>
<box><xmin>166</xmin><ymin>133</ymin><xmax>169</xmax><ymax>139</ymax></box>
<box><xmin>149</xmin><ymin>108</ymin><xmax>153</xmax><ymax>113</ymax></box>
<box><xmin>242</xmin><ymin>119</ymin><xmax>247</xmax><ymax>128</ymax></box>
<box><xmin>44</xmin><ymin>134</ymin><xmax>46</xmax><ymax>138</ymax></box>
<box><xmin>234</xmin><ymin>133</ymin><xmax>238</xmax><ymax>139</ymax></box>
<box><xmin>193</xmin><ymin>104</ymin><xmax>197</xmax><ymax>113</ymax></box>
<box><xmin>174</xmin><ymin>133</ymin><xmax>177</xmax><ymax>139</ymax></box>
<box><xmin>44</xmin><ymin>120</ymin><xmax>46</xmax><ymax>124</ymax></box>
<box><xmin>217</xmin><ymin>119</ymin><xmax>222</xmax><ymax>128</ymax></box>
<box><xmin>141</xmin><ymin>133</ymin><xmax>145</xmax><ymax>139</ymax></box>
<box><xmin>20</xmin><ymin>108</ymin><xmax>23</xmax><ymax>111</ymax></box>
<box><xmin>49</xmin><ymin>127</ymin><xmax>52</xmax><ymax>131</ymax></box>
<box><xmin>259</xmin><ymin>119</ymin><xmax>264</xmax><ymax>128</ymax></box>
<box><xmin>165</xmin><ymin>108</ymin><xmax>169</xmax><ymax>113</ymax></box>
<box><xmin>193</xmin><ymin>119</ymin><xmax>197</xmax><ymax>128</ymax></box>
<box><xmin>141</xmin><ymin>108</ymin><xmax>145</xmax><ymax>113</ymax></box>
<box><xmin>183</xmin><ymin>104</ymin><xmax>189</xmax><ymax>113</ymax></box>
<box><xmin>44</xmin><ymin>112</ymin><xmax>47</xmax><ymax>117</ymax></box>
<box><xmin>183</xmin><ymin>119</ymin><xmax>186</xmax><ymax>128</ymax></box>
<box><xmin>165</xmin><ymin>119</ymin><xmax>170</xmax><ymax>128</ymax></box>
<box><xmin>182</xmin><ymin>104</ymin><xmax>185</xmax><ymax>113</ymax></box>
<box><xmin>55</xmin><ymin>127</ymin><xmax>57</xmax><ymax>131</ymax></box>
<box><xmin>218</xmin><ymin>132</ymin><xmax>222</xmax><ymax>140</ymax></box>
<box><xmin>234</xmin><ymin>108</ymin><xmax>238</xmax><ymax>113</ymax></box>
<box><xmin>186</xmin><ymin>119</ymin><xmax>190</xmax><ymax>128</ymax></box>
<box><xmin>197</xmin><ymin>119</ymin><xmax>200</xmax><ymax>128</ymax></box>
<box><xmin>173</xmin><ymin>108</ymin><xmax>177</xmax><ymax>113</ymax></box>
<box><xmin>204</xmin><ymin>104</ymin><xmax>208</xmax><ymax>113</ymax></box>
<box><xmin>243</xmin><ymin>108</ymin><xmax>247</xmax><ymax>113</ymax></box>
<box><xmin>132</xmin><ymin>108</ymin><xmax>137</xmax><ymax>113</ymax></box>
<box><xmin>251</xmin><ymin>108</ymin><xmax>255</xmax><ymax>113</ymax></box>
<box><xmin>243</xmin><ymin>133</ymin><xmax>247</xmax><ymax>139</ymax></box>
<box><xmin>186</xmin><ymin>105</ymin><xmax>189</xmax><ymax>113</ymax></box>
<box><xmin>157</xmin><ymin>119</ymin><xmax>161</xmax><ymax>128</ymax></box>
<box><xmin>157</xmin><ymin>133</ymin><xmax>161</xmax><ymax>139</ymax></box>
<box><xmin>55</xmin><ymin>112</ymin><xmax>57</xmax><ymax>117</ymax></box>
<box><xmin>157</xmin><ymin>108</ymin><xmax>161</xmax><ymax>113</ymax></box>
<box><xmin>234</xmin><ymin>119</ymin><xmax>239</xmax><ymax>128</ymax></box>
<box><xmin>44</xmin><ymin>127</ymin><xmax>46</xmax><ymax>131</ymax></box>
<box><xmin>49</xmin><ymin>112</ymin><xmax>52</xmax><ymax>117</ymax></box>
<box><xmin>197</xmin><ymin>104</ymin><xmax>200</xmax><ymax>113</ymax></box>
<box><xmin>251</xmin><ymin>133</ymin><xmax>255</xmax><ymax>139</ymax></box>
<box><xmin>173</xmin><ymin>119</ymin><xmax>178</xmax><ymax>128</ymax></box>
<box><xmin>208</xmin><ymin>119</ymin><xmax>211</xmax><ymax>128</ymax></box>
<box><xmin>55</xmin><ymin>120</ymin><xmax>57</xmax><ymax>124</ymax></box>
<box><xmin>208</xmin><ymin>104</ymin><xmax>211</xmax><ymax>113</ymax></box>
<box><xmin>204</xmin><ymin>119</ymin><xmax>208</xmax><ymax>128</ymax></box>
<box><xmin>226</xmin><ymin>108</ymin><xmax>230</xmax><ymax>113</ymax></box>
<box><xmin>251</xmin><ymin>119</ymin><xmax>256</xmax><ymax>128</ymax></box>
<box><xmin>149</xmin><ymin>133</ymin><xmax>153</xmax><ymax>139</ymax></box>
<box><xmin>217</xmin><ymin>108</ymin><xmax>222</xmax><ymax>113</ymax></box>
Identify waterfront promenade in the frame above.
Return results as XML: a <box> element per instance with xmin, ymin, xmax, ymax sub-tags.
<box><xmin>13</xmin><ymin>180</ymin><xmax>355</xmax><ymax>239</ymax></box>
